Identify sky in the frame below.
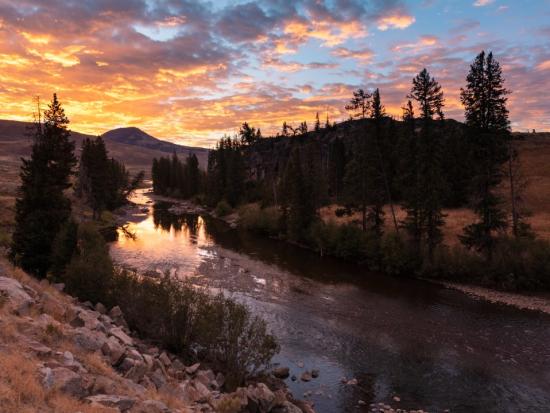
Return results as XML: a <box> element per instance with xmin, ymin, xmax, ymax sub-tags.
<box><xmin>0</xmin><ymin>0</ymin><xmax>549</xmax><ymax>147</ymax></box>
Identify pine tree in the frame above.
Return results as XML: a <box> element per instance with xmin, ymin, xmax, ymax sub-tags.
<box><xmin>459</xmin><ymin>51</ymin><xmax>511</xmax><ymax>258</ymax></box>
<box><xmin>10</xmin><ymin>94</ymin><xmax>76</xmax><ymax>278</ymax></box>
<box><xmin>345</xmin><ymin>89</ymin><xmax>371</xmax><ymax>119</ymax></box>
<box><xmin>405</xmin><ymin>70</ymin><xmax>446</xmax><ymax>259</ymax></box>
<box><xmin>314</xmin><ymin>112</ymin><xmax>321</xmax><ymax>131</ymax></box>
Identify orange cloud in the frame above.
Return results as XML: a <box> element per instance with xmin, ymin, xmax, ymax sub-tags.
<box><xmin>377</xmin><ymin>13</ymin><xmax>415</xmax><ymax>31</ymax></box>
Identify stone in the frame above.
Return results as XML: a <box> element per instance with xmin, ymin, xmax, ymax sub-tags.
<box><xmin>150</xmin><ymin>369</ymin><xmax>167</xmax><ymax>389</ymax></box>
<box><xmin>86</xmin><ymin>394</ymin><xmax>136</xmax><ymax>411</ymax></box>
<box><xmin>195</xmin><ymin>370</ymin><xmax>216</xmax><ymax>388</ymax></box>
<box><xmin>172</xmin><ymin>358</ymin><xmax>185</xmax><ymax>372</ymax></box>
<box><xmin>52</xmin><ymin>282</ymin><xmax>65</xmax><ymax>292</ymax></box>
<box><xmin>27</xmin><ymin>340</ymin><xmax>53</xmax><ymax>357</ymax></box>
<box><xmin>279</xmin><ymin>402</ymin><xmax>302</xmax><ymax>413</ymax></box>
<box><xmin>393</xmin><ymin>396</ymin><xmax>401</xmax><ymax>402</ymax></box>
<box><xmin>273</xmin><ymin>367</ymin><xmax>290</xmax><ymax>379</ymax></box>
<box><xmin>300</xmin><ymin>371</ymin><xmax>312</xmax><ymax>382</ymax></box>
<box><xmin>125</xmin><ymin>360</ymin><xmax>148</xmax><ymax>382</ymax></box>
<box><xmin>71</xmin><ymin>311</ymin><xmax>101</xmax><ymax>330</ymax></box>
<box><xmin>247</xmin><ymin>383</ymin><xmax>275</xmax><ymax>413</ymax></box>
<box><xmin>109</xmin><ymin>326</ymin><xmax>134</xmax><ymax>346</ymax></box>
<box><xmin>119</xmin><ymin>357</ymin><xmax>136</xmax><ymax>373</ymax></box>
<box><xmin>346</xmin><ymin>378</ymin><xmax>358</xmax><ymax>385</ymax></box>
<box><xmin>41</xmin><ymin>292</ymin><xmax>65</xmax><ymax>318</ymax></box>
<box><xmin>47</xmin><ymin>367</ymin><xmax>86</xmax><ymax>397</ymax></box>
<box><xmin>126</xmin><ymin>348</ymin><xmax>143</xmax><ymax>362</ymax></box>
<box><xmin>109</xmin><ymin>305</ymin><xmax>123</xmax><ymax>319</ymax></box>
<box><xmin>131</xmin><ymin>399</ymin><xmax>170</xmax><ymax>413</ymax></box>
<box><xmin>185</xmin><ymin>362</ymin><xmax>200</xmax><ymax>375</ymax></box>
<box><xmin>95</xmin><ymin>302</ymin><xmax>107</xmax><ymax>314</ymax></box>
<box><xmin>72</xmin><ymin>327</ymin><xmax>107</xmax><ymax>351</ymax></box>
<box><xmin>143</xmin><ymin>354</ymin><xmax>154</xmax><ymax>370</ymax></box>
<box><xmin>215</xmin><ymin>372</ymin><xmax>225</xmax><ymax>389</ymax></box>
<box><xmin>0</xmin><ymin>276</ymin><xmax>34</xmax><ymax>315</ymax></box>
<box><xmin>158</xmin><ymin>351</ymin><xmax>171</xmax><ymax>367</ymax></box>
<box><xmin>311</xmin><ymin>369</ymin><xmax>319</xmax><ymax>378</ymax></box>
<box><xmin>91</xmin><ymin>375</ymin><xmax>118</xmax><ymax>395</ymax></box>
<box><xmin>102</xmin><ymin>336</ymin><xmax>126</xmax><ymax>365</ymax></box>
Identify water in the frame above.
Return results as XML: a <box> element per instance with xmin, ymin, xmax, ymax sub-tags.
<box><xmin>111</xmin><ymin>189</ymin><xmax>550</xmax><ymax>413</ymax></box>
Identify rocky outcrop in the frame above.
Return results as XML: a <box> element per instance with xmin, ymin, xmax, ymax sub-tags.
<box><xmin>0</xmin><ymin>271</ymin><xmax>312</xmax><ymax>413</ymax></box>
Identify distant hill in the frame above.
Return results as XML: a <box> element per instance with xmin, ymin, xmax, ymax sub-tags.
<box><xmin>102</xmin><ymin>127</ymin><xmax>209</xmax><ymax>160</ymax></box>
<box><xmin>0</xmin><ymin>120</ymin><xmax>208</xmax><ymax>181</ymax></box>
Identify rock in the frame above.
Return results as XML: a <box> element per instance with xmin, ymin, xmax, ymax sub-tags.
<box><xmin>291</xmin><ymin>375</ymin><xmax>297</xmax><ymax>381</ymax></box>
<box><xmin>215</xmin><ymin>372</ymin><xmax>225</xmax><ymax>389</ymax></box>
<box><xmin>86</xmin><ymin>394</ymin><xmax>136</xmax><ymax>411</ymax></box>
<box><xmin>297</xmin><ymin>361</ymin><xmax>304</xmax><ymax>368</ymax></box>
<box><xmin>131</xmin><ymin>399</ymin><xmax>171</xmax><ymax>413</ymax></box>
<box><xmin>142</xmin><ymin>354</ymin><xmax>154</xmax><ymax>370</ymax></box>
<box><xmin>175</xmin><ymin>380</ymin><xmax>211</xmax><ymax>403</ymax></box>
<box><xmin>119</xmin><ymin>357</ymin><xmax>136</xmax><ymax>373</ymax></box>
<box><xmin>247</xmin><ymin>383</ymin><xmax>275</xmax><ymax>413</ymax></box>
<box><xmin>72</xmin><ymin>327</ymin><xmax>107</xmax><ymax>351</ymax></box>
<box><xmin>158</xmin><ymin>351</ymin><xmax>171</xmax><ymax>367</ymax></box>
<box><xmin>393</xmin><ymin>396</ymin><xmax>401</xmax><ymax>402</ymax></box>
<box><xmin>195</xmin><ymin>370</ymin><xmax>216</xmax><ymax>388</ymax></box>
<box><xmin>125</xmin><ymin>361</ymin><xmax>148</xmax><ymax>382</ymax></box>
<box><xmin>52</xmin><ymin>282</ymin><xmax>65</xmax><ymax>292</ymax></box>
<box><xmin>71</xmin><ymin>310</ymin><xmax>101</xmax><ymax>330</ymax></box>
<box><xmin>41</xmin><ymin>292</ymin><xmax>65</xmax><ymax>318</ymax></box>
<box><xmin>91</xmin><ymin>375</ymin><xmax>118</xmax><ymax>395</ymax></box>
<box><xmin>95</xmin><ymin>302</ymin><xmax>107</xmax><ymax>314</ymax></box>
<box><xmin>311</xmin><ymin>369</ymin><xmax>319</xmax><ymax>378</ymax></box>
<box><xmin>346</xmin><ymin>378</ymin><xmax>358</xmax><ymax>385</ymax></box>
<box><xmin>109</xmin><ymin>326</ymin><xmax>133</xmax><ymax>346</ymax></box>
<box><xmin>109</xmin><ymin>305</ymin><xmax>129</xmax><ymax>327</ymax></box>
<box><xmin>0</xmin><ymin>276</ymin><xmax>34</xmax><ymax>315</ymax></box>
<box><xmin>150</xmin><ymin>369</ymin><xmax>167</xmax><ymax>389</ymax></box>
<box><xmin>293</xmin><ymin>399</ymin><xmax>315</xmax><ymax>413</ymax></box>
<box><xmin>27</xmin><ymin>340</ymin><xmax>53</xmax><ymax>357</ymax></box>
<box><xmin>172</xmin><ymin>358</ymin><xmax>185</xmax><ymax>372</ymax></box>
<box><xmin>185</xmin><ymin>362</ymin><xmax>200</xmax><ymax>375</ymax></box>
<box><xmin>102</xmin><ymin>336</ymin><xmax>126</xmax><ymax>365</ymax></box>
<box><xmin>358</xmin><ymin>400</ymin><xmax>366</xmax><ymax>406</ymax></box>
<box><xmin>279</xmin><ymin>401</ymin><xmax>303</xmax><ymax>413</ymax></box>
<box><xmin>273</xmin><ymin>367</ymin><xmax>290</xmax><ymax>379</ymax></box>
<box><xmin>300</xmin><ymin>371</ymin><xmax>312</xmax><ymax>382</ymax></box>
<box><xmin>46</xmin><ymin>367</ymin><xmax>86</xmax><ymax>397</ymax></box>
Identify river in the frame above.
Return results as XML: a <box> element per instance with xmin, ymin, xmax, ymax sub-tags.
<box><xmin>110</xmin><ymin>189</ymin><xmax>550</xmax><ymax>413</ymax></box>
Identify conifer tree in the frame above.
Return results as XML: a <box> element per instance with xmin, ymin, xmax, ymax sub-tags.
<box><xmin>405</xmin><ymin>70</ymin><xmax>446</xmax><ymax>258</ymax></box>
<box><xmin>459</xmin><ymin>51</ymin><xmax>511</xmax><ymax>257</ymax></box>
<box><xmin>314</xmin><ymin>112</ymin><xmax>321</xmax><ymax>131</ymax></box>
<box><xmin>10</xmin><ymin>94</ymin><xmax>76</xmax><ymax>277</ymax></box>
<box><xmin>345</xmin><ymin>89</ymin><xmax>371</xmax><ymax>119</ymax></box>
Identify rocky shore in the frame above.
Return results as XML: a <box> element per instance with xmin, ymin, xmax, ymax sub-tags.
<box><xmin>0</xmin><ymin>259</ymin><xmax>312</xmax><ymax>413</ymax></box>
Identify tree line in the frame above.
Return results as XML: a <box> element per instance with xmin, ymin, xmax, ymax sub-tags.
<box><xmin>163</xmin><ymin>51</ymin><xmax>550</xmax><ymax>291</ymax></box>
<box><xmin>151</xmin><ymin>152</ymin><xmax>201</xmax><ymax>199</ymax></box>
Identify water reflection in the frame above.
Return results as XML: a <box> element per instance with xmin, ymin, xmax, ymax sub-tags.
<box><xmin>111</xmin><ymin>195</ymin><xmax>550</xmax><ymax>413</ymax></box>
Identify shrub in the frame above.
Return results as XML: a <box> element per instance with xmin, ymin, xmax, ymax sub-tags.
<box><xmin>380</xmin><ymin>232</ymin><xmax>418</xmax><ymax>275</ymax></box>
<box><xmin>0</xmin><ymin>227</ymin><xmax>10</xmax><ymax>249</ymax></box>
<box><xmin>215</xmin><ymin>200</ymin><xmax>232</xmax><ymax>217</ymax></box>
<box><xmin>62</xmin><ymin>222</ymin><xmax>115</xmax><ymax>306</ymax></box>
<box><xmin>238</xmin><ymin>204</ymin><xmax>282</xmax><ymax>236</ymax></box>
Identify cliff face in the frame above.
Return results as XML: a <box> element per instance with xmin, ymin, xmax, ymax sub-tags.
<box><xmin>0</xmin><ymin>258</ymin><xmax>310</xmax><ymax>413</ymax></box>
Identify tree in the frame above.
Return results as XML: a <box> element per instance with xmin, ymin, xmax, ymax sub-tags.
<box><xmin>345</xmin><ymin>89</ymin><xmax>371</xmax><ymax>119</ymax></box>
<box><xmin>407</xmin><ymin>68</ymin><xmax>444</xmax><ymax>120</ymax></box>
<box><xmin>314</xmin><ymin>112</ymin><xmax>321</xmax><ymax>131</ymax></box>
<box><xmin>459</xmin><ymin>51</ymin><xmax>511</xmax><ymax>258</ymax></box>
<box><xmin>239</xmin><ymin>122</ymin><xmax>261</xmax><ymax>146</ymax></box>
<box><xmin>405</xmin><ymin>71</ymin><xmax>447</xmax><ymax>259</ymax></box>
<box><xmin>10</xmin><ymin>94</ymin><xmax>77</xmax><ymax>278</ymax></box>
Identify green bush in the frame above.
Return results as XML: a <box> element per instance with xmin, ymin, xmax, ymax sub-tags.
<box><xmin>62</xmin><ymin>222</ymin><xmax>115</xmax><ymax>306</ymax></box>
<box><xmin>215</xmin><ymin>200</ymin><xmax>232</xmax><ymax>217</ymax></box>
<box><xmin>380</xmin><ymin>232</ymin><xmax>418</xmax><ymax>275</ymax></box>
<box><xmin>238</xmin><ymin>204</ymin><xmax>282</xmax><ymax>236</ymax></box>
<box><xmin>55</xmin><ymin>222</ymin><xmax>279</xmax><ymax>388</ymax></box>
<box><xmin>0</xmin><ymin>227</ymin><xmax>10</xmax><ymax>249</ymax></box>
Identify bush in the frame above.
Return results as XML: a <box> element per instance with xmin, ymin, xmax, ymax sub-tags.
<box><xmin>215</xmin><ymin>200</ymin><xmax>232</xmax><ymax>217</ymax></box>
<box><xmin>380</xmin><ymin>232</ymin><xmax>418</xmax><ymax>275</ymax></box>
<box><xmin>62</xmin><ymin>222</ymin><xmax>115</xmax><ymax>306</ymax></box>
<box><xmin>238</xmin><ymin>204</ymin><xmax>282</xmax><ymax>236</ymax></box>
<box><xmin>0</xmin><ymin>227</ymin><xmax>10</xmax><ymax>249</ymax></box>
<box><xmin>55</xmin><ymin>222</ymin><xmax>279</xmax><ymax>388</ymax></box>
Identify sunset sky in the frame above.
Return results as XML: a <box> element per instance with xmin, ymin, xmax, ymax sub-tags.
<box><xmin>0</xmin><ymin>0</ymin><xmax>549</xmax><ymax>147</ymax></box>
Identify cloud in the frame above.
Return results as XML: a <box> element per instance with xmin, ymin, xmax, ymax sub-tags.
<box><xmin>377</xmin><ymin>12</ymin><xmax>415</xmax><ymax>30</ymax></box>
<box><xmin>473</xmin><ymin>0</ymin><xmax>495</xmax><ymax>7</ymax></box>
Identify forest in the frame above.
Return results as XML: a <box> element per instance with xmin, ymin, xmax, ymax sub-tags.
<box><xmin>152</xmin><ymin>51</ymin><xmax>550</xmax><ymax>292</ymax></box>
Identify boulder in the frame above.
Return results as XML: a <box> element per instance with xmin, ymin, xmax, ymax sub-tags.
<box><xmin>91</xmin><ymin>375</ymin><xmax>118</xmax><ymax>395</ymax></box>
<box><xmin>125</xmin><ymin>348</ymin><xmax>144</xmax><ymax>362</ymax></box>
<box><xmin>0</xmin><ymin>276</ymin><xmax>34</xmax><ymax>315</ymax></box>
<box><xmin>109</xmin><ymin>326</ymin><xmax>133</xmax><ymax>346</ymax></box>
<box><xmin>72</xmin><ymin>327</ymin><xmax>107</xmax><ymax>351</ymax></box>
<box><xmin>272</xmin><ymin>367</ymin><xmax>290</xmax><ymax>379</ymax></box>
<box><xmin>119</xmin><ymin>357</ymin><xmax>136</xmax><ymax>373</ymax></box>
<box><xmin>142</xmin><ymin>354</ymin><xmax>154</xmax><ymax>370</ymax></box>
<box><xmin>158</xmin><ymin>351</ymin><xmax>171</xmax><ymax>367</ymax></box>
<box><xmin>40</xmin><ymin>292</ymin><xmax>65</xmax><ymax>318</ymax></box>
<box><xmin>27</xmin><ymin>340</ymin><xmax>53</xmax><ymax>357</ymax></box>
<box><xmin>311</xmin><ymin>369</ymin><xmax>319</xmax><ymax>378</ymax></box>
<box><xmin>247</xmin><ymin>383</ymin><xmax>275</xmax><ymax>413</ymax></box>
<box><xmin>195</xmin><ymin>370</ymin><xmax>216</xmax><ymax>388</ymax></box>
<box><xmin>185</xmin><ymin>362</ymin><xmax>200</xmax><ymax>375</ymax></box>
<box><xmin>86</xmin><ymin>394</ymin><xmax>136</xmax><ymax>411</ymax></box>
<box><xmin>300</xmin><ymin>372</ymin><xmax>312</xmax><ymax>382</ymax></box>
<box><xmin>215</xmin><ymin>372</ymin><xmax>225</xmax><ymax>389</ymax></box>
<box><xmin>95</xmin><ymin>302</ymin><xmax>107</xmax><ymax>314</ymax></box>
<box><xmin>131</xmin><ymin>399</ymin><xmax>171</xmax><ymax>413</ymax></box>
<box><xmin>150</xmin><ymin>369</ymin><xmax>167</xmax><ymax>389</ymax></box>
<box><xmin>125</xmin><ymin>360</ymin><xmax>148</xmax><ymax>382</ymax></box>
<box><xmin>46</xmin><ymin>367</ymin><xmax>86</xmax><ymax>397</ymax></box>
<box><xmin>102</xmin><ymin>336</ymin><xmax>126</xmax><ymax>365</ymax></box>
<box><xmin>52</xmin><ymin>282</ymin><xmax>65</xmax><ymax>292</ymax></box>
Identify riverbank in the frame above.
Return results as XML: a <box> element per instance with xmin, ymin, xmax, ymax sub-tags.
<box><xmin>133</xmin><ymin>191</ymin><xmax>550</xmax><ymax>317</ymax></box>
